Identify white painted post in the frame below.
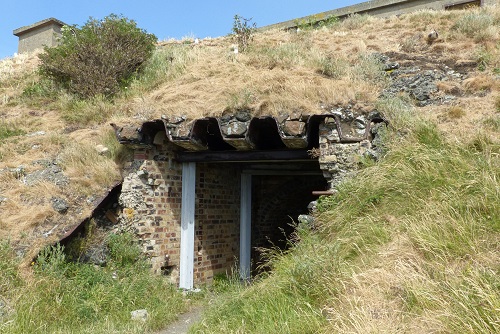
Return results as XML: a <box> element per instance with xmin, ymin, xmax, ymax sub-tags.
<box><xmin>179</xmin><ymin>162</ymin><xmax>196</xmax><ymax>290</ymax></box>
<box><xmin>240</xmin><ymin>173</ymin><xmax>252</xmax><ymax>281</ymax></box>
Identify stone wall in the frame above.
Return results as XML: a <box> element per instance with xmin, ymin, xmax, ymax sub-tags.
<box><xmin>118</xmin><ymin>143</ymin><xmax>183</xmax><ymax>281</ymax></box>
<box><xmin>318</xmin><ymin>118</ymin><xmax>373</xmax><ymax>191</ymax></box>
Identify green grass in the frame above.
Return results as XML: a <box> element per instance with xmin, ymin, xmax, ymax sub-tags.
<box><xmin>128</xmin><ymin>45</ymin><xmax>194</xmax><ymax>94</ymax></box>
<box><xmin>483</xmin><ymin>115</ymin><xmax>500</xmax><ymax>131</ymax></box>
<box><xmin>1</xmin><ymin>234</ymin><xmax>187</xmax><ymax>334</ymax></box>
<box><xmin>0</xmin><ymin>120</ymin><xmax>25</xmax><ymax>140</ymax></box>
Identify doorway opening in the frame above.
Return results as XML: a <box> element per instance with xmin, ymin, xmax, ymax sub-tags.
<box><xmin>247</xmin><ymin>169</ymin><xmax>327</xmax><ymax>274</ymax></box>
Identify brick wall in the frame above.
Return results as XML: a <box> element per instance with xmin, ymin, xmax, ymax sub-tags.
<box><xmin>118</xmin><ymin>120</ymin><xmax>370</xmax><ymax>284</ymax></box>
<box><xmin>119</xmin><ymin>141</ymin><xmax>240</xmax><ymax>285</ymax></box>
<box><xmin>118</xmin><ymin>142</ymin><xmax>183</xmax><ymax>282</ymax></box>
<box><xmin>194</xmin><ymin>163</ymin><xmax>240</xmax><ymax>282</ymax></box>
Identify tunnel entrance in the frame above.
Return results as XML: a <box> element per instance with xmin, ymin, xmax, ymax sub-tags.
<box><xmin>251</xmin><ymin>173</ymin><xmax>327</xmax><ymax>273</ymax></box>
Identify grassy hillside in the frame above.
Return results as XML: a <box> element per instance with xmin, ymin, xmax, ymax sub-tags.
<box><xmin>0</xmin><ymin>3</ymin><xmax>499</xmax><ymax>333</ymax></box>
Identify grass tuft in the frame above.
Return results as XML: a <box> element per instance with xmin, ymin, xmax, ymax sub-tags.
<box><xmin>451</xmin><ymin>9</ymin><xmax>496</xmax><ymax>41</ymax></box>
<box><xmin>0</xmin><ymin>120</ymin><xmax>25</xmax><ymax>140</ymax></box>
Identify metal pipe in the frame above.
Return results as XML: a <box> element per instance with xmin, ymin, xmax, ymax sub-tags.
<box><xmin>312</xmin><ymin>190</ymin><xmax>334</xmax><ymax>196</ymax></box>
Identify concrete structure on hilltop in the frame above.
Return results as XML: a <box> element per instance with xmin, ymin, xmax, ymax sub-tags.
<box><xmin>261</xmin><ymin>0</ymin><xmax>494</xmax><ymax>31</ymax></box>
<box><xmin>13</xmin><ymin>18</ymin><xmax>67</xmax><ymax>54</ymax></box>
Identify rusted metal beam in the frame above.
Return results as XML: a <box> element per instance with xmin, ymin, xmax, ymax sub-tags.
<box><xmin>312</xmin><ymin>190</ymin><xmax>335</xmax><ymax>196</ymax></box>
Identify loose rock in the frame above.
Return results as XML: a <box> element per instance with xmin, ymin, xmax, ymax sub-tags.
<box><xmin>95</xmin><ymin>144</ymin><xmax>109</xmax><ymax>155</ymax></box>
<box><xmin>131</xmin><ymin>309</ymin><xmax>148</xmax><ymax>322</ymax></box>
<box><xmin>51</xmin><ymin>197</ymin><xmax>69</xmax><ymax>213</ymax></box>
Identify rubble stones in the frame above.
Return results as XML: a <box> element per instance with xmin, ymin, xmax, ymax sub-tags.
<box><xmin>23</xmin><ymin>162</ymin><xmax>68</xmax><ymax>187</ymax></box>
<box><xmin>220</xmin><ymin>115</ymin><xmax>250</xmax><ymax>137</ymax></box>
<box><xmin>80</xmin><ymin>244</ymin><xmax>109</xmax><ymax>266</ymax></box>
<box><xmin>235</xmin><ymin>110</ymin><xmax>252</xmax><ymax>122</ymax></box>
<box><xmin>51</xmin><ymin>197</ymin><xmax>69</xmax><ymax>213</ymax></box>
<box><xmin>282</xmin><ymin>120</ymin><xmax>306</xmax><ymax>136</ymax></box>
<box><xmin>26</xmin><ymin>130</ymin><xmax>46</xmax><ymax>137</ymax></box>
<box><xmin>119</xmin><ymin>166</ymin><xmax>153</xmax><ymax>211</ymax></box>
<box><xmin>220</xmin><ymin>121</ymin><xmax>248</xmax><ymax>136</ymax></box>
<box><xmin>298</xmin><ymin>214</ymin><xmax>315</xmax><ymax>227</ymax></box>
<box><xmin>380</xmin><ymin>52</ymin><xmax>466</xmax><ymax>107</ymax></box>
<box><xmin>383</xmin><ymin>69</ymin><xmax>445</xmax><ymax>106</ymax></box>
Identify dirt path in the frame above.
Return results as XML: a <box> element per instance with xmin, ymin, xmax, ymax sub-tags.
<box><xmin>156</xmin><ymin>306</ymin><xmax>204</xmax><ymax>334</ymax></box>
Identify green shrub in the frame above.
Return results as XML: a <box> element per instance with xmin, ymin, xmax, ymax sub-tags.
<box><xmin>34</xmin><ymin>243</ymin><xmax>68</xmax><ymax>276</ymax></box>
<box><xmin>232</xmin><ymin>15</ymin><xmax>256</xmax><ymax>52</ymax></box>
<box><xmin>39</xmin><ymin>14</ymin><xmax>157</xmax><ymax>98</ymax></box>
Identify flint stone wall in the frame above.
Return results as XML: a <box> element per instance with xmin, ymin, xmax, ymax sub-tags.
<box><xmin>118</xmin><ymin>141</ymin><xmax>240</xmax><ymax>285</ymax></box>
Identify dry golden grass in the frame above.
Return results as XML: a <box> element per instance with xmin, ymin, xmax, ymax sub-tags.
<box><xmin>321</xmin><ymin>235</ymin><xmax>442</xmax><ymax>333</ymax></box>
<box><xmin>463</xmin><ymin>74</ymin><xmax>496</xmax><ymax>93</ymax></box>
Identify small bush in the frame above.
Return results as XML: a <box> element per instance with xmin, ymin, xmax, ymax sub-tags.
<box><xmin>232</xmin><ymin>15</ymin><xmax>256</xmax><ymax>52</ymax></box>
<box><xmin>39</xmin><ymin>14</ymin><xmax>157</xmax><ymax>98</ymax></box>
<box><xmin>34</xmin><ymin>243</ymin><xmax>68</xmax><ymax>276</ymax></box>
<box><xmin>316</xmin><ymin>56</ymin><xmax>348</xmax><ymax>78</ymax></box>
<box><xmin>341</xmin><ymin>13</ymin><xmax>372</xmax><ymax>30</ymax></box>
<box><xmin>248</xmin><ymin>43</ymin><xmax>306</xmax><ymax>70</ymax></box>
